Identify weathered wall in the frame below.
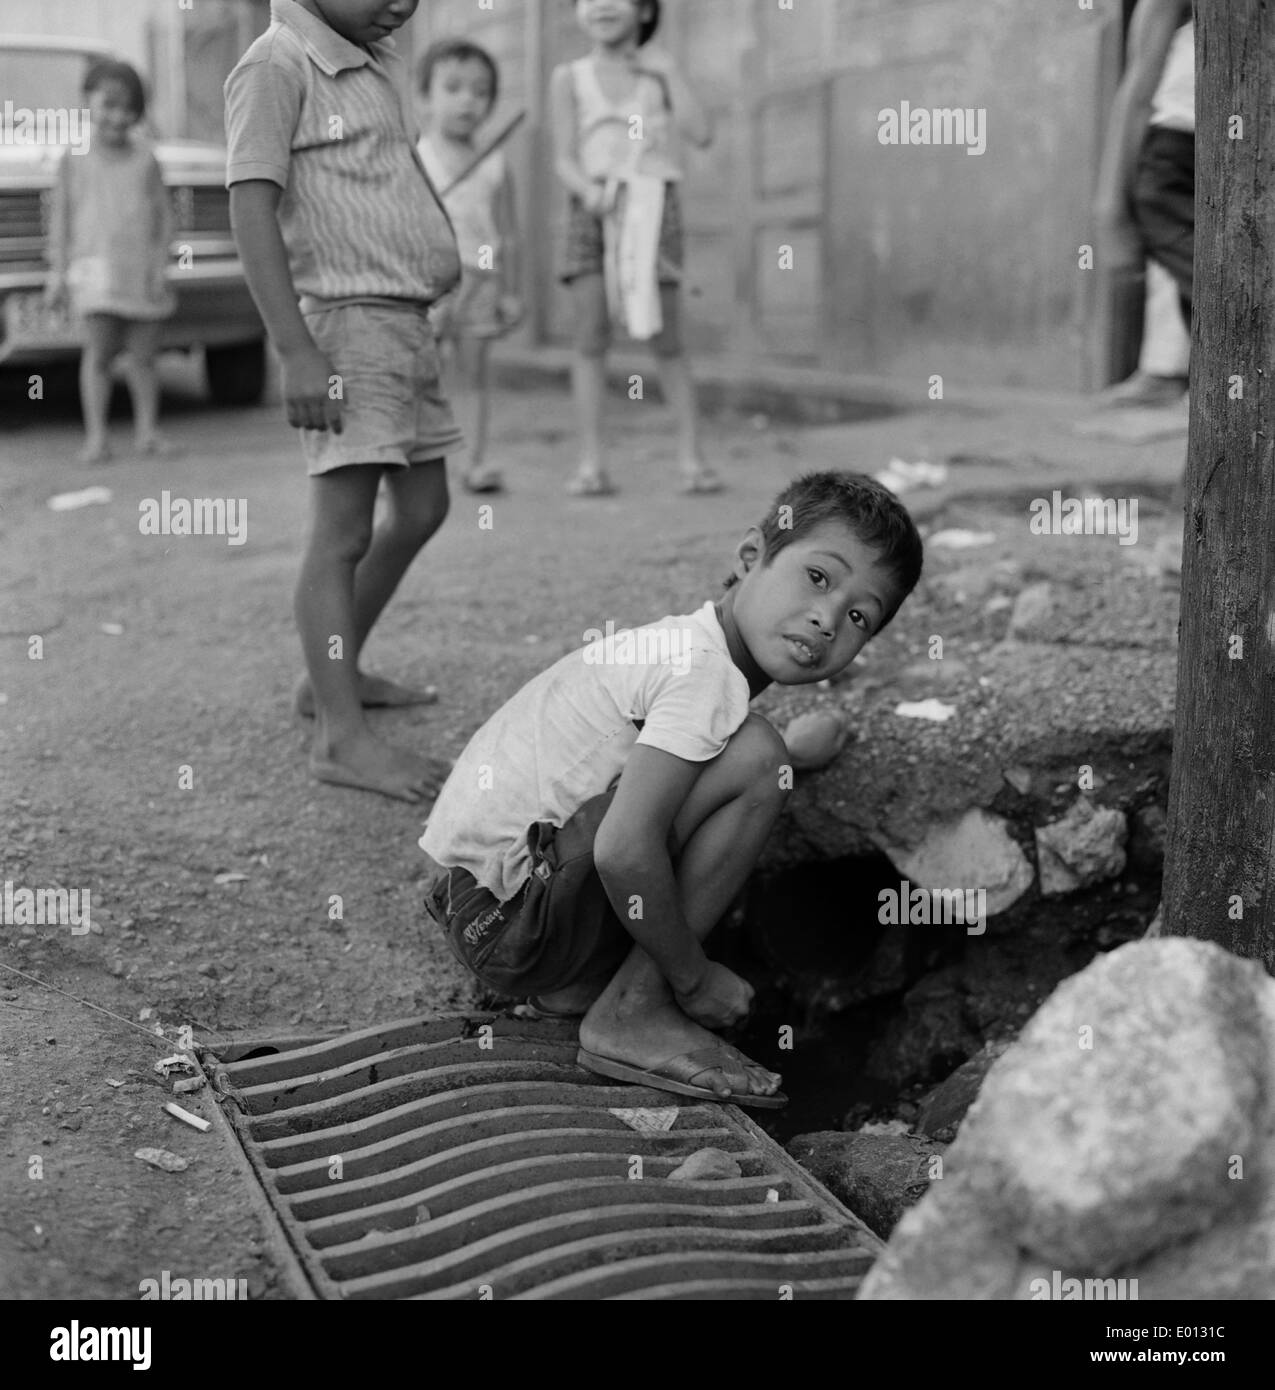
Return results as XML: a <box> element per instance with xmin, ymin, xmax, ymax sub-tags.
<box><xmin>0</xmin><ymin>0</ymin><xmax>269</xmax><ymax>142</ymax></box>
<box><xmin>410</xmin><ymin>0</ymin><xmax>1123</xmax><ymax>389</ymax></box>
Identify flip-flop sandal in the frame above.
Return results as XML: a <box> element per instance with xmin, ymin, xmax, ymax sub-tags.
<box><xmin>566</xmin><ymin>470</ymin><xmax>616</xmax><ymax>497</ymax></box>
<box><xmin>462</xmin><ymin>467</ymin><xmax>505</xmax><ymax>494</ymax></box>
<box><xmin>679</xmin><ymin>467</ymin><xmax>724</xmax><ymax>495</ymax></box>
<box><xmin>576</xmin><ymin>1045</ymin><xmax>787</xmax><ymax>1109</ymax></box>
<box><xmin>137</xmin><ymin>437</ymin><xmax>182</xmax><ymax>459</ymax></box>
<box><xmin>514</xmin><ymin>996</ymin><xmax>586</xmax><ymax>1021</ymax></box>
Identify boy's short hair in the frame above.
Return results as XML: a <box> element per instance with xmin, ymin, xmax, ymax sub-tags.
<box><xmin>83</xmin><ymin>58</ymin><xmax>147</xmax><ymax>117</ymax></box>
<box><xmin>727</xmin><ymin>471</ymin><xmax>924</xmax><ymax>631</ymax></box>
<box><xmin>417</xmin><ymin>38</ymin><xmax>500</xmax><ymax>109</ymax></box>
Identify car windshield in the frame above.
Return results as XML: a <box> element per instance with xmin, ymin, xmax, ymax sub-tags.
<box><xmin>0</xmin><ymin>48</ymin><xmax>101</xmax><ymax>112</ymax></box>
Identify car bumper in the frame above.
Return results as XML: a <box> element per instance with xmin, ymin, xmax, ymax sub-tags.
<box><xmin>0</xmin><ymin>260</ymin><xmax>264</xmax><ymax>364</ymax></box>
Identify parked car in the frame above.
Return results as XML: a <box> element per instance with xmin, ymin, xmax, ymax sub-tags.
<box><xmin>0</xmin><ymin>35</ymin><xmax>266</xmax><ymax>404</ymax></box>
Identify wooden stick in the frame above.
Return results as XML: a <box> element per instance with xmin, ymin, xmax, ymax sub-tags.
<box><xmin>437</xmin><ymin>110</ymin><xmax>527</xmax><ymax>197</ymax></box>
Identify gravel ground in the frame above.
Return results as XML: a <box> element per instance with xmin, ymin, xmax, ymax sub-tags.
<box><xmin>0</xmin><ymin>354</ymin><xmax>1186</xmax><ymax>1296</ymax></box>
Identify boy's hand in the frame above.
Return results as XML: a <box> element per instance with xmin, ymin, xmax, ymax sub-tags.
<box><xmin>583</xmin><ymin>181</ymin><xmax>615</xmax><ymax>216</ymax></box>
<box><xmin>497</xmin><ymin>291</ymin><xmax>524</xmax><ymax>328</ymax></box>
<box><xmin>280</xmin><ymin>344</ymin><xmax>344</xmax><ymax>433</ymax></box>
<box><xmin>674</xmin><ymin>960</ymin><xmax>754</xmax><ymax>1029</ymax></box>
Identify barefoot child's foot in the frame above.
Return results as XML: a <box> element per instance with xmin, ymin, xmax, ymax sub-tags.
<box><xmin>578</xmin><ymin>999</ymin><xmax>785</xmax><ymax>1108</ymax></box>
<box><xmin>294</xmin><ymin>671</ymin><xmax>439</xmax><ymax>719</ymax></box>
<box><xmin>309</xmin><ymin>728</ymin><xmax>449</xmax><ymax>804</ymax></box>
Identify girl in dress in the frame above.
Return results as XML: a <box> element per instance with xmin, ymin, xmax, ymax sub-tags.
<box><xmin>47</xmin><ymin>59</ymin><xmax>175</xmax><ymax>463</ymax></box>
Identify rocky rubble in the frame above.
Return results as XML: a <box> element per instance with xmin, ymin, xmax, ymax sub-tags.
<box><xmin>758</xmin><ymin>503</ymin><xmax>1177</xmax><ymax>912</ymax></box>
<box><xmin>858</xmin><ymin>940</ymin><xmax>1275</xmax><ymax>1299</ymax></box>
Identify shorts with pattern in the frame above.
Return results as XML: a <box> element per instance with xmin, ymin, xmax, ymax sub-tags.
<box><xmin>558</xmin><ymin>181</ymin><xmax>684</xmax><ymax>285</ymax></box>
<box><xmin>421</xmin><ymin>787</ymin><xmax>632</xmax><ymax>997</ymax></box>
<box><xmin>298</xmin><ymin>300</ymin><xmax>464</xmax><ymax>475</ymax></box>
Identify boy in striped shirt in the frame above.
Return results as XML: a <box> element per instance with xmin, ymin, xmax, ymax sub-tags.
<box><xmin>226</xmin><ymin>0</ymin><xmax>461</xmax><ymax>803</ymax></box>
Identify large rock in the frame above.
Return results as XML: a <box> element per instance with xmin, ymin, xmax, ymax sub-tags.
<box><xmin>879</xmin><ymin>808</ymin><xmax>1034</xmax><ymax>916</ymax></box>
<box><xmin>860</xmin><ymin>940</ymin><xmax>1275</xmax><ymax>1298</ymax></box>
<box><xmin>786</xmin><ymin>1130</ymin><xmax>946</xmax><ymax>1238</ymax></box>
<box><xmin>1035</xmin><ymin>797</ymin><xmax>1127</xmax><ymax>895</ymax></box>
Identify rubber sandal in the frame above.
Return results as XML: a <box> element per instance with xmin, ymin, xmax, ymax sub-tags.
<box><xmin>679</xmin><ymin>467</ymin><xmax>724</xmax><ymax>495</ymax></box>
<box><xmin>576</xmin><ymin>1044</ymin><xmax>787</xmax><ymax>1109</ymax></box>
<box><xmin>514</xmin><ymin>996</ymin><xmax>586</xmax><ymax>1021</ymax></box>
<box><xmin>462</xmin><ymin>467</ymin><xmax>504</xmax><ymax>494</ymax></box>
<box><xmin>566</xmin><ymin>470</ymin><xmax>616</xmax><ymax>497</ymax></box>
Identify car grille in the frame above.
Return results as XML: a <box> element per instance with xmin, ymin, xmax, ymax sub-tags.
<box><xmin>172</xmin><ymin>184</ymin><xmax>232</xmax><ymax>237</ymax></box>
<box><xmin>0</xmin><ymin>184</ymin><xmax>232</xmax><ymax>269</ymax></box>
<box><xmin>0</xmin><ymin>190</ymin><xmax>44</xmax><ymax>264</ymax></box>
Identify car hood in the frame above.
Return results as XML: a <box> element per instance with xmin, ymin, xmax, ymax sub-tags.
<box><xmin>0</xmin><ymin>138</ymin><xmax>229</xmax><ymax>186</ymax></box>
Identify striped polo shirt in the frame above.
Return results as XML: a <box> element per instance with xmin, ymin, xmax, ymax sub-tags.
<box><xmin>224</xmin><ymin>0</ymin><xmax>460</xmax><ymax>311</ymax></box>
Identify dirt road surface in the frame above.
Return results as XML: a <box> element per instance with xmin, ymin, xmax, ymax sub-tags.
<box><xmin>0</xmin><ymin>355</ymin><xmax>1183</xmax><ymax>1297</ymax></box>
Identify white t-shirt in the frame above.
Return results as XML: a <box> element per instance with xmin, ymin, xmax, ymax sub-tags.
<box><xmin>1149</xmin><ymin>20</ymin><xmax>1194</xmax><ymax>133</ymax></box>
<box><xmin>419</xmin><ymin>602</ymin><xmax>752</xmax><ymax>901</ymax></box>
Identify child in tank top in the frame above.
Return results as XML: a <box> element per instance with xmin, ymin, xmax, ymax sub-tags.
<box><xmin>549</xmin><ymin>0</ymin><xmax>720</xmax><ymax>497</ymax></box>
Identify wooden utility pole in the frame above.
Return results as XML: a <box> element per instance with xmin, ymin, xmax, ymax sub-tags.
<box><xmin>1161</xmin><ymin>0</ymin><xmax>1275</xmax><ymax>971</ymax></box>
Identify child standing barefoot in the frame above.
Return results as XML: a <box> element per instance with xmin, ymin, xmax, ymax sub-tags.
<box><xmin>226</xmin><ymin>0</ymin><xmax>463</xmax><ymax>803</ymax></box>
<box><xmin>550</xmin><ymin>0</ymin><xmax>719</xmax><ymax>497</ymax></box>
<box><xmin>417</xmin><ymin>39</ymin><xmax>523</xmax><ymax>495</ymax></box>
<box><xmin>46</xmin><ymin>59</ymin><xmax>175</xmax><ymax>464</ymax></box>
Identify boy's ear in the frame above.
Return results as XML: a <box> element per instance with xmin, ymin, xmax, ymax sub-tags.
<box><xmin>732</xmin><ymin>527</ymin><xmax>765</xmax><ymax>582</ymax></box>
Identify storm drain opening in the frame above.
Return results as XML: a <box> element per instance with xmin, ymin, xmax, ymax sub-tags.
<box><xmin>204</xmin><ymin>1013</ymin><xmax>882</xmax><ymax>1300</ymax></box>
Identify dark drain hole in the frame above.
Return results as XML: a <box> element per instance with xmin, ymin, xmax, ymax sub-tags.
<box><xmin>719</xmin><ymin>851</ymin><xmax>1160</xmax><ymax>1144</ymax></box>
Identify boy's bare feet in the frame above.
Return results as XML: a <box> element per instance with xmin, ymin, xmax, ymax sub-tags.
<box><xmin>294</xmin><ymin>671</ymin><xmax>439</xmax><ymax>718</ymax></box>
<box><xmin>579</xmin><ymin>997</ymin><xmax>781</xmax><ymax>1102</ymax></box>
<box><xmin>309</xmin><ymin>727</ymin><xmax>448</xmax><ymax>803</ymax></box>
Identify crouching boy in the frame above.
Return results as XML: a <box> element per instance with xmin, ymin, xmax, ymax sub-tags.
<box><xmin>420</xmin><ymin>471</ymin><xmax>923</xmax><ymax>1106</ymax></box>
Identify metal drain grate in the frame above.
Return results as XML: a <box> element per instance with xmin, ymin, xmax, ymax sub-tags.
<box><xmin>205</xmin><ymin>1014</ymin><xmax>882</xmax><ymax>1300</ymax></box>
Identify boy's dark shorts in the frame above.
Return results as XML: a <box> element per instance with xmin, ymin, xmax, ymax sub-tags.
<box><xmin>1133</xmin><ymin>127</ymin><xmax>1195</xmax><ymax>317</ymax></box>
<box><xmin>422</xmin><ymin>788</ymin><xmax>633</xmax><ymax>997</ymax></box>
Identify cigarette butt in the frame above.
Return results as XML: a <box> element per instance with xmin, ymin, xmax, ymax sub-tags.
<box><xmin>164</xmin><ymin>1102</ymin><xmax>210</xmax><ymax>1133</ymax></box>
